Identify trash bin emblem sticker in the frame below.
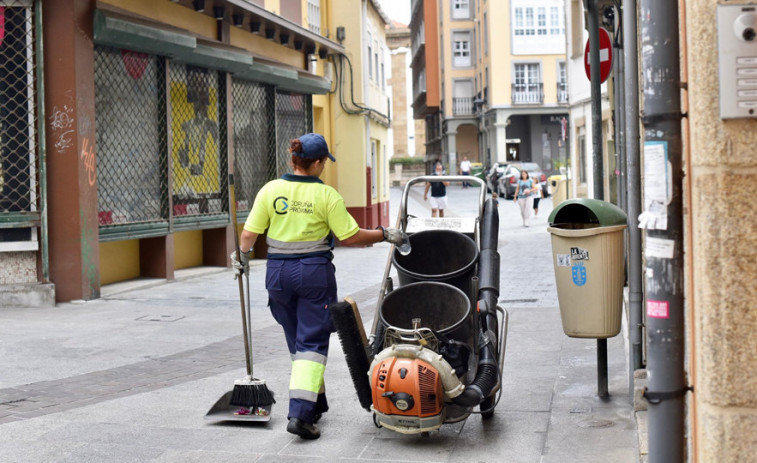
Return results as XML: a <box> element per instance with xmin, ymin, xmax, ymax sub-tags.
<box><xmin>571</xmin><ymin>263</ymin><xmax>587</xmax><ymax>286</ymax></box>
<box><xmin>570</xmin><ymin>247</ymin><xmax>590</xmax><ymax>261</ymax></box>
<box><xmin>557</xmin><ymin>254</ymin><xmax>571</xmax><ymax>267</ymax></box>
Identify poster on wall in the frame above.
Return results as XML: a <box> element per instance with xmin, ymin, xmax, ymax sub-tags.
<box><xmin>170</xmin><ymin>65</ymin><xmax>222</xmax><ymax>217</ymax></box>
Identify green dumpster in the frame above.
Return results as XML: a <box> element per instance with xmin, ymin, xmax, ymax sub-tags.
<box><xmin>547</xmin><ymin>199</ymin><xmax>627</xmax><ymax>338</ymax></box>
<box><xmin>470</xmin><ymin>162</ymin><xmax>485</xmax><ymax>181</ymax></box>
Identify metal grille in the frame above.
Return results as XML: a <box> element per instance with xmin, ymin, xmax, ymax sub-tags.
<box><xmin>231</xmin><ymin>78</ymin><xmax>275</xmax><ymax>217</ymax></box>
<box><xmin>275</xmin><ymin>92</ymin><xmax>311</xmax><ymax>177</ymax></box>
<box><xmin>169</xmin><ymin>63</ymin><xmax>225</xmax><ymax>221</ymax></box>
<box><xmin>0</xmin><ymin>4</ymin><xmax>38</xmax><ymax>217</ymax></box>
<box><xmin>94</xmin><ymin>46</ymin><xmax>167</xmax><ymax>229</ymax></box>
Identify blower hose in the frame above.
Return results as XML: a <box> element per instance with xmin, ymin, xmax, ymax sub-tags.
<box><xmin>450</xmin><ymin>335</ymin><xmax>499</xmax><ymax>407</ymax></box>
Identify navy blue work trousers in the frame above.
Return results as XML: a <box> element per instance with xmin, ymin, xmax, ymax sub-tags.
<box><xmin>266</xmin><ymin>256</ymin><xmax>337</xmax><ymax>422</ymax></box>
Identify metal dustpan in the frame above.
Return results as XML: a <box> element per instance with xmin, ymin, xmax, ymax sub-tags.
<box><xmin>204</xmin><ymin>390</ymin><xmax>273</xmax><ymax>423</ymax></box>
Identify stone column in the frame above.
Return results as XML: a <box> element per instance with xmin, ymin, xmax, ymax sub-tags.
<box><xmin>445</xmin><ymin>130</ymin><xmax>458</xmax><ymax>174</ymax></box>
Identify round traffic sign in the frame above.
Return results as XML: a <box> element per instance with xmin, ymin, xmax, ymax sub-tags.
<box><xmin>584</xmin><ymin>27</ymin><xmax>613</xmax><ymax>83</ymax></box>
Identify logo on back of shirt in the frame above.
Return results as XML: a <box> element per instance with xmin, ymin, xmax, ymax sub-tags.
<box><xmin>274</xmin><ymin>196</ymin><xmax>289</xmax><ymax>215</ymax></box>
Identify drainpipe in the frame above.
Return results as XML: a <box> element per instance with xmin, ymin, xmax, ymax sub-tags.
<box><xmin>35</xmin><ymin>0</ymin><xmax>49</xmax><ymax>282</ymax></box>
<box><xmin>639</xmin><ymin>1</ymin><xmax>687</xmax><ymax>461</ymax></box>
<box><xmin>623</xmin><ymin>0</ymin><xmax>644</xmax><ymax>387</ymax></box>
<box><xmin>612</xmin><ymin>5</ymin><xmax>625</xmax><ymax>211</ymax></box>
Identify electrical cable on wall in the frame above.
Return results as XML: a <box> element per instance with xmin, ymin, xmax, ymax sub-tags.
<box><xmin>328</xmin><ymin>53</ymin><xmax>390</xmax><ymax>126</ymax></box>
<box><xmin>329</xmin><ymin>53</ymin><xmax>364</xmax><ymax>115</ymax></box>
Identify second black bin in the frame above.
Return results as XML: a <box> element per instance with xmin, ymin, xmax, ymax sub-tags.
<box><xmin>379</xmin><ymin>281</ymin><xmax>472</xmax><ymax>345</ymax></box>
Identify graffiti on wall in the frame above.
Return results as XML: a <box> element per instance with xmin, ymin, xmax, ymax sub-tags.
<box><xmin>81</xmin><ymin>138</ymin><xmax>95</xmax><ymax>187</ymax></box>
<box><xmin>50</xmin><ymin>105</ymin><xmax>75</xmax><ymax>153</ymax></box>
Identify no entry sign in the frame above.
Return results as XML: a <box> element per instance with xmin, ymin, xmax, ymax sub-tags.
<box><xmin>584</xmin><ymin>27</ymin><xmax>613</xmax><ymax>83</ymax></box>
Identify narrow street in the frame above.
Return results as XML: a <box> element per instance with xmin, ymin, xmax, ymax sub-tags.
<box><xmin>0</xmin><ymin>184</ymin><xmax>637</xmax><ymax>462</ymax></box>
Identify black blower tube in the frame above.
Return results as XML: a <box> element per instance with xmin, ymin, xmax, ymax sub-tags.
<box><xmin>450</xmin><ymin>198</ymin><xmax>501</xmax><ymax>408</ymax></box>
<box><xmin>480</xmin><ymin>198</ymin><xmax>499</xmax><ymax>251</ymax></box>
<box><xmin>478</xmin><ymin>199</ymin><xmax>500</xmax><ymax>319</ymax></box>
<box><xmin>451</xmin><ymin>339</ymin><xmax>499</xmax><ymax>407</ymax></box>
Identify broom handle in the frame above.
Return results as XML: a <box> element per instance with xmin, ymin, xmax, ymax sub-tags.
<box><xmin>229</xmin><ymin>174</ymin><xmax>253</xmax><ymax>377</ymax></box>
<box><xmin>245</xmin><ymin>269</ymin><xmax>253</xmax><ymax>376</ymax></box>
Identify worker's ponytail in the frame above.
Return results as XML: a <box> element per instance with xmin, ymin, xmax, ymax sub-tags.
<box><xmin>289</xmin><ymin>138</ymin><xmax>303</xmax><ymax>154</ymax></box>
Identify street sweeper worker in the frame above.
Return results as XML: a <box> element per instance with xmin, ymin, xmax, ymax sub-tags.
<box><xmin>230</xmin><ymin>133</ymin><xmax>408</xmax><ymax>440</ymax></box>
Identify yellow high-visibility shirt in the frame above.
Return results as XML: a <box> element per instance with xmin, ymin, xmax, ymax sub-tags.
<box><xmin>244</xmin><ymin>174</ymin><xmax>359</xmax><ymax>257</ymax></box>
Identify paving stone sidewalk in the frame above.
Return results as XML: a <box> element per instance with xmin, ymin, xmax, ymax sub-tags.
<box><xmin>0</xmin><ymin>184</ymin><xmax>640</xmax><ymax>462</ymax></box>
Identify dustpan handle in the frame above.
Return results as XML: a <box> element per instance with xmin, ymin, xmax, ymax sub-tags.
<box><xmin>229</xmin><ymin>174</ymin><xmax>253</xmax><ymax>377</ymax></box>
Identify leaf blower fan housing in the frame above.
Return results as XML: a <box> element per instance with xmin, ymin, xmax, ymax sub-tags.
<box><xmin>370</xmin><ymin>356</ymin><xmax>445</xmax><ymax>434</ymax></box>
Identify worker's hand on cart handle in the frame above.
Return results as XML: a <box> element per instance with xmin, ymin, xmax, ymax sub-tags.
<box><xmin>230</xmin><ymin>249</ymin><xmax>251</xmax><ymax>278</ymax></box>
<box><xmin>382</xmin><ymin>227</ymin><xmax>408</xmax><ymax>246</ymax></box>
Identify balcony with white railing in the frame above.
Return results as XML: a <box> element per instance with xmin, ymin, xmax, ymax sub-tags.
<box><xmin>453</xmin><ymin>97</ymin><xmax>474</xmax><ymax>115</ymax></box>
<box><xmin>512</xmin><ymin>83</ymin><xmax>544</xmax><ymax>104</ymax></box>
<box><xmin>557</xmin><ymin>82</ymin><xmax>568</xmax><ymax>104</ymax></box>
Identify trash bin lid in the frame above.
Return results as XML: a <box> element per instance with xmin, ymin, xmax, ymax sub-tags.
<box><xmin>548</xmin><ymin>198</ymin><xmax>627</xmax><ymax>227</ymax></box>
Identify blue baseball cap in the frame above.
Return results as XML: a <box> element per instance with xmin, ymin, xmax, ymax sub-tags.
<box><xmin>297</xmin><ymin>133</ymin><xmax>336</xmax><ymax>162</ymax></box>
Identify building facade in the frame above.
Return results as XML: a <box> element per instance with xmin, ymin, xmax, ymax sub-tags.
<box><xmin>565</xmin><ymin>0</ymin><xmax>613</xmax><ymax>200</ymax></box>
<box><xmin>409</xmin><ymin>0</ymin><xmax>442</xmax><ymax>170</ymax></box>
<box><xmin>0</xmin><ymin>0</ymin><xmax>391</xmax><ymax>304</ymax></box>
<box><xmin>411</xmin><ymin>0</ymin><xmax>568</xmax><ymax>176</ymax></box>
<box><xmin>386</xmin><ymin>20</ymin><xmax>425</xmax><ymax>160</ymax></box>
<box><xmin>329</xmin><ymin>0</ymin><xmax>391</xmax><ymax>229</ymax></box>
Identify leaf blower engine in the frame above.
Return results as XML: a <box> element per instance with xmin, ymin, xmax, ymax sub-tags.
<box><xmin>368</xmin><ymin>335</ymin><xmax>471</xmax><ymax>434</ymax></box>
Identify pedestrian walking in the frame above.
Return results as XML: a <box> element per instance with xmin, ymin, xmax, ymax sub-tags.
<box><xmin>459</xmin><ymin>155</ymin><xmax>472</xmax><ymax>188</ymax></box>
<box><xmin>230</xmin><ymin>133</ymin><xmax>408</xmax><ymax>440</ymax></box>
<box><xmin>513</xmin><ymin>170</ymin><xmax>534</xmax><ymax>227</ymax></box>
<box><xmin>532</xmin><ymin>179</ymin><xmax>543</xmax><ymax>216</ymax></box>
<box><xmin>424</xmin><ymin>161</ymin><xmax>450</xmax><ymax>217</ymax></box>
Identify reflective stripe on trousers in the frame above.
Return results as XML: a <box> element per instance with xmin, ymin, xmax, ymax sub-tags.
<box><xmin>289</xmin><ymin>351</ymin><xmax>327</xmax><ymax>402</ymax></box>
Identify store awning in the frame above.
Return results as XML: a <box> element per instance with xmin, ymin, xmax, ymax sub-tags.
<box><xmin>93</xmin><ymin>7</ymin><xmax>331</xmax><ymax>94</ymax></box>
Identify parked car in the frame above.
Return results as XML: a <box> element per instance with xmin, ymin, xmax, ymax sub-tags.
<box><xmin>486</xmin><ymin>162</ymin><xmax>548</xmax><ymax>199</ymax></box>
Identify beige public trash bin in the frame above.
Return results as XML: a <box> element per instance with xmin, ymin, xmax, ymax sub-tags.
<box><xmin>547</xmin><ymin>199</ymin><xmax>627</xmax><ymax>338</ymax></box>
<box><xmin>548</xmin><ymin>175</ymin><xmax>567</xmax><ymax>207</ymax></box>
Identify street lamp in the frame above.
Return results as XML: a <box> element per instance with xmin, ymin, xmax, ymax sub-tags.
<box><xmin>472</xmin><ymin>97</ymin><xmax>484</xmax><ymax>115</ymax></box>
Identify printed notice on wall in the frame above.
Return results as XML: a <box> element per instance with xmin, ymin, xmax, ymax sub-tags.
<box><xmin>645</xmin><ymin>237</ymin><xmax>675</xmax><ymax>259</ymax></box>
<box><xmin>638</xmin><ymin>141</ymin><xmax>670</xmax><ymax>230</ymax></box>
<box><xmin>647</xmin><ymin>300</ymin><xmax>670</xmax><ymax>319</ymax></box>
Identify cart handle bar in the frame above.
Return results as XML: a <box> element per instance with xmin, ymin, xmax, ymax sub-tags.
<box><xmin>399</xmin><ymin>175</ymin><xmax>487</xmax><ymax>231</ymax></box>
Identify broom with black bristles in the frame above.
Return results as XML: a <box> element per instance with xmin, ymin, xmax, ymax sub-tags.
<box><xmin>228</xmin><ymin>174</ymin><xmax>275</xmax><ymax>411</ymax></box>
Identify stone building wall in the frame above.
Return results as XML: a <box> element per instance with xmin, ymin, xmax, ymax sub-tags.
<box><xmin>686</xmin><ymin>0</ymin><xmax>757</xmax><ymax>460</ymax></box>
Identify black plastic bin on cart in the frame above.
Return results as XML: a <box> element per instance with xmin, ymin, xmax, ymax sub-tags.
<box><xmin>547</xmin><ymin>199</ymin><xmax>628</xmax><ymax>338</ymax></box>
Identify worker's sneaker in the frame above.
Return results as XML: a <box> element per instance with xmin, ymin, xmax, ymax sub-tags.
<box><xmin>287</xmin><ymin>418</ymin><xmax>320</xmax><ymax>439</ymax></box>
